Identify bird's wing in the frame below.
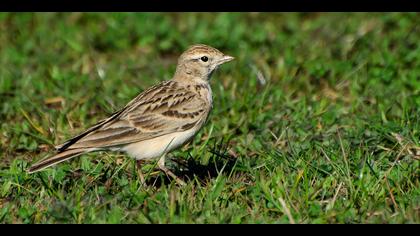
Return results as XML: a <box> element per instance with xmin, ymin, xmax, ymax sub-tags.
<box><xmin>56</xmin><ymin>80</ymin><xmax>210</xmax><ymax>151</ymax></box>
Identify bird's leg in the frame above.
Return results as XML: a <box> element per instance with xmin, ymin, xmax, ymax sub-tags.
<box><xmin>158</xmin><ymin>155</ymin><xmax>186</xmax><ymax>186</ymax></box>
<box><xmin>136</xmin><ymin>160</ymin><xmax>146</xmax><ymax>185</ymax></box>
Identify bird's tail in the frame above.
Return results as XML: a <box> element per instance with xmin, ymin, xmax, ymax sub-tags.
<box><xmin>27</xmin><ymin>148</ymin><xmax>88</xmax><ymax>174</ymax></box>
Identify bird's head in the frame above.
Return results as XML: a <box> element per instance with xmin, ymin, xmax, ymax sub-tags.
<box><xmin>174</xmin><ymin>44</ymin><xmax>234</xmax><ymax>82</ymax></box>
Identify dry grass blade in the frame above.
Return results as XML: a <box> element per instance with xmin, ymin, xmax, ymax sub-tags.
<box><xmin>19</xmin><ymin>108</ymin><xmax>47</xmax><ymax>136</ymax></box>
<box><xmin>278</xmin><ymin>197</ymin><xmax>295</xmax><ymax>224</ymax></box>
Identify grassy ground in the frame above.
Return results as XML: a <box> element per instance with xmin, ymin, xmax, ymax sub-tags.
<box><xmin>0</xmin><ymin>13</ymin><xmax>419</xmax><ymax>223</ymax></box>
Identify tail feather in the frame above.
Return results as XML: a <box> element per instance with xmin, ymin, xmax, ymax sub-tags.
<box><xmin>27</xmin><ymin>149</ymin><xmax>88</xmax><ymax>174</ymax></box>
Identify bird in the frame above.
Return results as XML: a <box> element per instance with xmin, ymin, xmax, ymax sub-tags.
<box><xmin>27</xmin><ymin>44</ymin><xmax>234</xmax><ymax>186</ymax></box>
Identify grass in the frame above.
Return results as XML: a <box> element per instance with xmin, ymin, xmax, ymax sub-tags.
<box><xmin>0</xmin><ymin>12</ymin><xmax>419</xmax><ymax>223</ymax></box>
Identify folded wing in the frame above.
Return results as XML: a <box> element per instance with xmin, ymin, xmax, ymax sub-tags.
<box><xmin>56</xmin><ymin>80</ymin><xmax>210</xmax><ymax>151</ymax></box>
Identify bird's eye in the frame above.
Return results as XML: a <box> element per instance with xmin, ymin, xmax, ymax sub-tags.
<box><xmin>200</xmin><ymin>56</ymin><xmax>208</xmax><ymax>62</ymax></box>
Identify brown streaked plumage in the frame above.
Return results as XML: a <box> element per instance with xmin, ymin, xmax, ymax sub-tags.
<box><xmin>28</xmin><ymin>44</ymin><xmax>234</xmax><ymax>185</ymax></box>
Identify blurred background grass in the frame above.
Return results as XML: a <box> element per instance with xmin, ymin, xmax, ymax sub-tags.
<box><xmin>0</xmin><ymin>13</ymin><xmax>419</xmax><ymax>223</ymax></box>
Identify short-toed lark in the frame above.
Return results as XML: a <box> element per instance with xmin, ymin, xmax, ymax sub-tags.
<box><xmin>28</xmin><ymin>44</ymin><xmax>234</xmax><ymax>185</ymax></box>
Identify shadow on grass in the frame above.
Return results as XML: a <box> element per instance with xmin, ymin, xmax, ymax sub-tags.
<box><xmin>144</xmin><ymin>138</ymin><xmax>239</xmax><ymax>187</ymax></box>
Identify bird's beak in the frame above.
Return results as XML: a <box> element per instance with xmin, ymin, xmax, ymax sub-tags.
<box><xmin>217</xmin><ymin>55</ymin><xmax>235</xmax><ymax>65</ymax></box>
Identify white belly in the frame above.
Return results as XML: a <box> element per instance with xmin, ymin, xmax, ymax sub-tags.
<box><xmin>121</xmin><ymin>128</ymin><xmax>198</xmax><ymax>160</ymax></box>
